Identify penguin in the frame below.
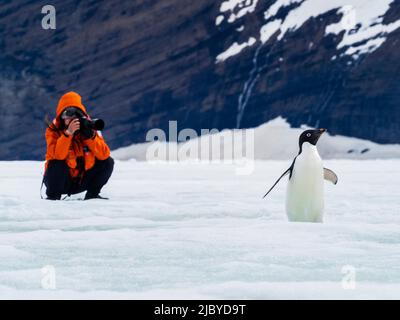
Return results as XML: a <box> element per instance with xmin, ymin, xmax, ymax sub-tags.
<box><xmin>263</xmin><ymin>128</ymin><xmax>338</xmax><ymax>222</ymax></box>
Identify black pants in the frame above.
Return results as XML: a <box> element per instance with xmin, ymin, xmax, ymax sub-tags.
<box><xmin>45</xmin><ymin>157</ymin><xmax>114</xmax><ymax>199</ymax></box>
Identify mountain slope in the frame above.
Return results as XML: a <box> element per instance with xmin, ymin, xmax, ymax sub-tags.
<box><xmin>0</xmin><ymin>0</ymin><xmax>399</xmax><ymax>159</ymax></box>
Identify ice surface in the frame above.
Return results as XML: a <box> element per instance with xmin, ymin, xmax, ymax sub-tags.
<box><xmin>0</xmin><ymin>159</ymin><xmax>399</xmax><ymax>299</ymax></box>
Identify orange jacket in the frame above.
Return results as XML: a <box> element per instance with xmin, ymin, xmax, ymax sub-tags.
<box><xmin>45</xmin><ymin>92</ymin><xmax>110</xmax><ymax>178</ymax></box>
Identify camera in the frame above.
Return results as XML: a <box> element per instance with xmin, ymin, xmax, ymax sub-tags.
<box><xmin>78</xmin><ymin>116</ymin><xmax>105</xmax><ymax>139</ymax></box>
<box><xmin>62</xmin><ymin>107</ymin><xmax>105</xmax><ymax>131</ymax></box>
<box><xmin>80</xmin><ymin>117</ymin><xmax>105</xmax><ymax>131</ymax></box>
<box><xmin>61</xmin><ymin>107</ymin><xmax>105</xmax><ymax>139</ymax></box>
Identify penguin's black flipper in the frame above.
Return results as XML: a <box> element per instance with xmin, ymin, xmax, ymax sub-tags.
<box><xmin>324</xmin><ymin>168</ymin><xmax>338</xmax><ymax>185</ymax></box>
<box><xmin>263</xmin><ymin>165</ymin><xmax>293</xmax><ymax>199</ymax></box>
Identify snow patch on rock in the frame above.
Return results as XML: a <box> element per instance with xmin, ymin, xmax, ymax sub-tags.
<box><xmin>216</xmin><ymin>37</ymin><xmax>257</xmax><ymax>63</ymax></box>
<box><xmin>216</xmin><ymin>0</ymin><xmax>400</xmax><ymax>61</ymax></box>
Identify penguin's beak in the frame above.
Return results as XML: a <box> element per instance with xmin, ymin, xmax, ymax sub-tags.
<box><xmin>314</xmin><ymin>128</ymin><xmax>326</xmax><ymax>145</ymax></box>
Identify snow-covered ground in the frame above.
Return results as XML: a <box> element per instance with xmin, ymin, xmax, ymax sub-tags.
<box><xmin>1</xmin><ymin>159</ymin><xmax>399</xmax><ymax>299</ymax></box>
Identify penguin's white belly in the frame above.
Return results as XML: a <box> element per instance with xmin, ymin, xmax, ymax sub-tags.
<box><xmin>286</xmin><ymin>150</ymin><xmax>324</xmax><ymax>222</ymax></box>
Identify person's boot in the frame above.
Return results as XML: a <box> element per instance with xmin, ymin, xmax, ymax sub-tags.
<box><xmin>84</xmin><ymin>192</ymin><xmax>109</xmax><ymax>200</ymax></box>
<box><xmin>46</xmin><ymin>195</ymin><xmax>61</xmax><ymax>200</ymax></box>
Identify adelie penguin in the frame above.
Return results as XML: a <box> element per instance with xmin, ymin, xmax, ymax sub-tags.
<box><xmin>263</xmin><ymin>129</ymin><xmax>338</xmax><ymax>223</ymax></box>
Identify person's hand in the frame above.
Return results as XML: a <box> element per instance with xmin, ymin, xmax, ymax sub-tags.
<box><xmin>66</xmin><ymin>118</ymin><xmax>80</xmax><ymax>136</ymax></box>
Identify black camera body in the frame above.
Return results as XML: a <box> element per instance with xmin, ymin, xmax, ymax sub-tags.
<box><xmin>78</xmin><ymin>117</ymin><xmax>105</xmax><ymax>139</ymax></box>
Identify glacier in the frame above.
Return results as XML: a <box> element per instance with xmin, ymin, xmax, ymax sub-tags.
<box><xmin>112</xmin><ymin>117</ymin><xmax>400</xmax><ymax>161</ymax></box>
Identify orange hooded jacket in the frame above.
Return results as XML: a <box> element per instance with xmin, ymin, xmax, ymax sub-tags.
<box><xmin>45</xmin><ymin>92</ymin><xmax>110</xmax><ymax>178</ymax></box>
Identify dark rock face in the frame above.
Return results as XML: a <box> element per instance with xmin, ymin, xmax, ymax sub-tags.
<box><xmin>0</xmin><ymin>0</ymin><xmax>399</xmax><ymax>160</ymax></box>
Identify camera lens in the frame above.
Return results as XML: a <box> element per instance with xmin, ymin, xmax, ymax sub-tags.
<box><xmin>92</xmin><ymin>119</ymin><xmax>105</xmax><ymax>131</ymax></box>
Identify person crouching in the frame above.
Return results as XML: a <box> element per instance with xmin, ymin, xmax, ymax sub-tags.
<box><xmin>44</xmin><ymin>91</ymin><xmax>114</xmax><ymax>200</ymax></box>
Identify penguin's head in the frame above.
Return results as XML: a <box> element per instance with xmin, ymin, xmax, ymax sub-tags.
<box><xmin>299</xmin><ymin>128</ymin><xmax>326</xmax><ymax>148</ymax></box>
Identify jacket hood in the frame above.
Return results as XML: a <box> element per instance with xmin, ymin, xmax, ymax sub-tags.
<box><xmin>56</xmin><ymin>92</ymin><xmax>88</xmax><ymax>118</ymax></box>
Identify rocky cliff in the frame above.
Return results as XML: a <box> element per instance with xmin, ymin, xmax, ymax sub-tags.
<box><xmin>0</xmin><ymin>0</ymin><xmax>399</xmax><ymax>159</ymax></box>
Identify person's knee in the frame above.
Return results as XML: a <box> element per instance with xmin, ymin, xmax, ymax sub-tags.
<box><xmin>46</xmin><ymin>160</ymin><xmax>69</xmax><ymax>181</ymax></box>
<box><xmin>45</xmin><ymin>160</ymin><xmax>70</xmax><ymax>197</ymax></box>
<box><xmin>106</xmin><ymin>157</ymin><xmax>114</xmax><ymax>173</ymax></box>
<box><xmin>102</xmin><ymin>157</ymin><xmax>114</xmax><ymax>179</ymax></box>
<box><xmin>47</xmin><ymin>160</ymin><xmax>69</xmax><ymax>172</ymax></box>
<box><xmin>96</xmin><ymin>157</ymin><xmax>114</xmax><ymax>174</ymax></box>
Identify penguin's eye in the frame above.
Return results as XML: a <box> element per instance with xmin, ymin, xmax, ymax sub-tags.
<box><xmin>306</xmin><ymin>133</ymin><xmax>311</xmax><ymax>137</ymax></box>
